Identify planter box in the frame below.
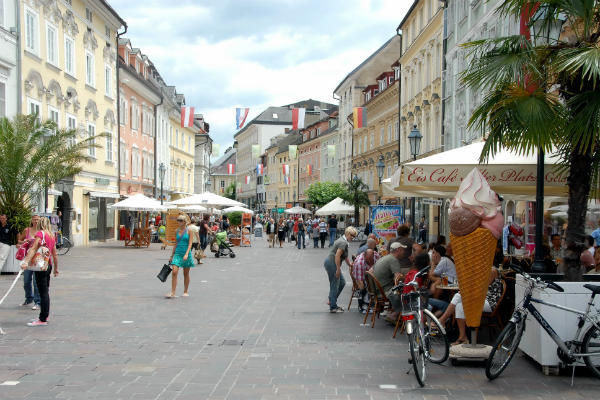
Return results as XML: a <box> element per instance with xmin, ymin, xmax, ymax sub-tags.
<box><xmin>229</xmin><ymin>238</ymin><xmax>241</xmax><ymax>246</ymax></box>
<box><xmin>516</xmin><ymin>274</ymin><xmax>600</xmax><ymax>373</ymax></box>
<box><xmin>1</xmin><ymin>246</ymin><xmax>20</xmax><ymax>273</ymax></box>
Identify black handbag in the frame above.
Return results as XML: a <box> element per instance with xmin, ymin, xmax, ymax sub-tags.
<box><xmin>157</xmin><ymin>264</ymin><xmax>172</xmax><ymax>282</ymax></box>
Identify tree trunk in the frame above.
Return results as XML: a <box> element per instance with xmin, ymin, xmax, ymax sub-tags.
<box><xmin>565</xmin><ymin>149</ymin><xmax>592</xmax><ymax>246</ymax></box>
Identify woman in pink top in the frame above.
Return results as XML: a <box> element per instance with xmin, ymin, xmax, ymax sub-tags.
<box><xmin>20</xmin><ymin>217</ymin><xmax>59</xmax><ymax>326</ymax></box>
<box><xmin>17</xmin><ymin>214</ymin><xmax>41</xmax><ymax>309</ymax></box>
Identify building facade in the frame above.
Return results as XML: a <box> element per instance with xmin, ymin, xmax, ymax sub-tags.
<box><xmin>0</xmin><ymin>0</ymin><xmax>18</xmax><ymax>119</ymax></box>
<box><xmin>443</xmin><ymin>0</ymin><xmax>519</xmax><ymax>150</ymax></box>
<box><xmin>117</xmin><ymin>38</ymin><xmax>161</xmax><ymax>198</ymax></box>
<box><xmin>209</xmin><ymin>147</ymin><xmax>236</xmax><ymax>197</ymax></box>
<box><xmin>319</xmin><ymin>119</ymin><xmax>340</xmax><ymax>183</ymax></box>
<box><xmin>334</xmin><ymin>35</ymin><xmax>401</xmax><ymax>184</ymax></box>
<box><xmin>20</xmin><ymin>0</ymin><xmax>125</xmax><ymax>245</ymax></box>
<box><xmin>193</xmin><ymin>115</ymin><xmax>211</xmax><ymax>194</ymax></box>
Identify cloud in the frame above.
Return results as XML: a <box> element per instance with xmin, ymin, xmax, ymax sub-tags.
<box><xmin>108</xmin><ymin>0</ymin><xmax>412</xmax><ymax>155</ymax></box>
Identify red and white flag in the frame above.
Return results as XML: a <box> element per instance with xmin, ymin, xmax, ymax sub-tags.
<box><xmin>282</xmin><ymin>164</ymin><xmax>290</xmax><ymax>176</ymax></box>
<box><xmin>181</xmin><ymin>106</ymin><xmax>195</xmax><ymax>128</ymax></box>
<box><xmin>245</xmin><ymin>175</ymin><xmax>250</xmax><ymax>185</ymax></box>
<box><xmin>292</xmin><ymin>108</ymin><xmax>305</xmax><ymax>130</ymax></box>
<box><xmin>227</xmin><ymin>163</ymin><xmax>235</xmax><ymax>175</ymax></box>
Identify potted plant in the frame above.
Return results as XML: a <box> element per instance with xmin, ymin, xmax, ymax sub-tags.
<box><xmin>226</xmin><ymin>211</ymin><xmax>242</xmax><ymax>246</ymax></box>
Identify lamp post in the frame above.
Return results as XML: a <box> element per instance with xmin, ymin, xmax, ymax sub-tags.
<box><xmin>158</xmin><ymin>163</ymin><xmax>166</xmax><ymax>205</ymax></box>
<box><xmin>408</xmin><ymin>125</ymin><xmax>422</xmax><ymax>240</ymax></box>
<box><xmin>293</xmin><ymin>192</ymin><xmax>296</xmax><ymax>207</ymax></box>
<box><xmin>376</xmin><ymin>155</ymin><xmax>385</xmax><ymax>205</ymax></box>
<box><xmin>528</xmin><ymin>10</ymin><xmax>565</xmax><ymax>273</ymax></box>
<box><xmin>205</xmin><ymin>177</ymin><xmax>212</xmax><ymax>194</ymax></box>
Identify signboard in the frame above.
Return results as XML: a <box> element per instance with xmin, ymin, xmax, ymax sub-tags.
<box><xmin>277</xmin><ymin>208</ymin><xmax>284</xmax><ymax>213</ymax></box>
<box><xmin>421</xmin><ymin>198</ymin><xmax>443</xmax><ymax>206</ymax></box>
<box><xmin>241</xmin><ymin>213</ymin><xmax>252</xmax><ymax>247</ymax></box>
<box><xmin>165</xmin><ymin>209</ymin><xmax>179</xmax><ymax>246</ymax></box>
<box><xmin>369</xmin><ymin>205</ymin><xmax>404</xmax><ymax>242</ymax></box>
<box><xmin>286</xmin><ymin>202</ymin><xmax>293</xmax><ymax>209</ymax></box>
<box><xmin>95</xmin><ymin>178</ymin><xmax>110</xmax><ymax>185</ymax></box>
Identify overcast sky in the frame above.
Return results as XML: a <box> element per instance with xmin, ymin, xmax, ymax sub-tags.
<box><xmin>109</xmin><ymin>0</ymin><xmax>412</xmax><ymax>157</ymax></box>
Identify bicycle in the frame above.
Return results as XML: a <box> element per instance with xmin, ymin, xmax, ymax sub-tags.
<box><xmin>391</xmin><ymin>267</ymin><xmax>450</xmax><ymax>386</ymax></box>
<box><xmin>486</xmin><ymin>265</ymin><xmax>600</xmax><ymax>381</ymax></box>
<box><xmin>56</xmin><ymin>233</ymin><xmax>73</xmax><ymax>256</ymax></box>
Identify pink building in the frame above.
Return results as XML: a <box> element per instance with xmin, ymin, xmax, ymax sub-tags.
<box><xmin>117</xmin><ymin>39</ymin><xmax>162</xmax><ymax>197</ymax></box>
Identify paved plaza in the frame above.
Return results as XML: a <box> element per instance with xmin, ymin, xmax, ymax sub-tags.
<box><xmin>0</xmin><ymin>237</ymin><xmax>598</xmax><ymax>399</ymax></box>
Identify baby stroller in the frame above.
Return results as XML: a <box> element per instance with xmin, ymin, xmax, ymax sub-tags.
<box><xmin>212</xmin><ymin>231</ymin><xmax>236</xmax><ymax>258</ymax></box>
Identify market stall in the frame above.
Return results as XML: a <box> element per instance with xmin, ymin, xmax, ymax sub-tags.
<box><xmin>315</xmin><ymin>197</ymin><xmax>354</xmax><ymax>216</ymax></box>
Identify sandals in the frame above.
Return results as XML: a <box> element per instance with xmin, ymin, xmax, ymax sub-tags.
<box><xmin>165</xmin><ymin>293</ymin><xmax>177</xmax><ymax>299</ymax></box>
<box><xmin>451</xmin><ymin>338</ymin><xmax>470</xmax><ymax>346</ymax></box>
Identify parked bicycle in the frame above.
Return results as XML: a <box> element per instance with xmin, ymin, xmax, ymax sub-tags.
<box><xmin>56</xmin><ymin>232</ymin><xmax>72</xmax><ymax>256</ymax></box>
<box><xmin>486</xmin><ymin>265</ymin><xmax>600</xmax><ymax>381</ymax></box>
<box><xmin>391</xmin><ymin>267</ymin><xmax>450</xmax><ymax>386</ymax></box>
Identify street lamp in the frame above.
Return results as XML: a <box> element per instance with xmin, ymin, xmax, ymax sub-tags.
<box><xmin>275</xmin><ymin>195</ymin><xmax>278</xmax><ymax>217</ymax></box>
<box><xmin>376</xmin><ymin>155</ymin><xmax>385</xmax><ymax>205</ymax></box>
<box><xmin>293</xmin><ymin>192</ymin><xmax>296</xmax><ymax>207</ymax></box>
<box><xmin>528</xmin><ymin>10</ymin><xmax>565</xmax><ymax>273</ymax></box>
<box><xmin>205</xmin><ymin>177</ymin><xmax>212</xmax><ymax>193</ymax></box>
<box><xmin>408</xmin><ymin>125</ymin><xmax>422</xmax><ymax>240</ymax></box>
<box><xmin>158</xmin><ymin>162</ymin><xmax>166</xmax><ymax>205</ymax></box>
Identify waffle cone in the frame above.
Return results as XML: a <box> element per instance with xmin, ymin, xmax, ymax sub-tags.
<box><xmin>450</xmin><ymin>228</ymin><xmax>497</xmax><ymax>327</ymax></box>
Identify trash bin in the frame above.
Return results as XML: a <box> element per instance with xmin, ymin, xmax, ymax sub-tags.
<box><xmin>254</xmin><ymin>223</ymin><xmax>263</xmax><ymax>238</ymax></box>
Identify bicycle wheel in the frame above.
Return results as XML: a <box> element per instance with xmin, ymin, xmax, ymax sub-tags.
<box><xmin>485</xmin><ymin>319</ymin><xmax>525</xmax><ymax>380</ymax></box>
<box><xmin>408</xmin><ymin>325</ymin><xmax>426</xmax><ymax>387</ymax></box>
<box><xmin>57</xmin><ymin>237</ymin><xmax>72</xmax><ymax>255</ymax></box>
<box><xmin>422</xmin><ymin>309</ymin><xmax>449</xmax><ymax>364</ymax></box>
<box><xmin>582</xmin><ymin>324</ymin><xmax>600</xmax><ymax>379</ymax></box>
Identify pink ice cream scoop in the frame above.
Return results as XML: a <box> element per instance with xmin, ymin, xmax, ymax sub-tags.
<box><xmin>481</xmin><ymin>212</ymin><xmax>504</xmax><ymax>239</ymax></box>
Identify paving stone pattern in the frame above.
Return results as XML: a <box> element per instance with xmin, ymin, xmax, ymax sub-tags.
<box><xmin>0</xmin><ymin>238</ymin><xmax>598</xmax><ymax>399</ymax></box>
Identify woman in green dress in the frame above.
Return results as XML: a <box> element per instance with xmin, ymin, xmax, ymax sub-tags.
<box><xmin>166</xmin><ymin>214</ymin><xmax>194</xmax><ymax>298</ymax></box>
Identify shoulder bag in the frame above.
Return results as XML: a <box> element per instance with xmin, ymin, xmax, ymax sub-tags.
<box><xmin>27</xmin><ymin>232</ymin><xmax>50</xmax><ymax>272</ymax></box>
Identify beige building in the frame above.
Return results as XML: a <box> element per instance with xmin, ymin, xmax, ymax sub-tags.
<box><xmin>209</xmin><ymin>147</ymin><xmax>236</xmax><ymax>197</ymax></box>
<box><xmin>264</xmin><ymin>132</ymin><xmax>302</xmax><ymax>214</ymax></box>
<box><xmin>20</xmin><ymin>0</ymin><xmax>125</xmax><ymax>245</ymax></box>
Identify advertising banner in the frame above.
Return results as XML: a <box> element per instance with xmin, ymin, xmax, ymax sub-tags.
<box><xmin>369</xmin><ymin>205</ymin><xmax>404</xmax><ymax>242</ymax></box>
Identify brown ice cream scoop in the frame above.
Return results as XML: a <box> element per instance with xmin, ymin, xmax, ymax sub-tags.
<box><xmin>449</xmin><ymin>207</ymin><xmax>481</xmax><ymax>236</ymax></box>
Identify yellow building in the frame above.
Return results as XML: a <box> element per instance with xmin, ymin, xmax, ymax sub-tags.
<box><xmin>20</xmin><ymin>0</ymin><xmax>125</xmax><ymax>245</ymax></box>
<box><xmin>398</xmin><ymin>0</ymin><xmax>444</xmax><ymax>241</ymax></box>
<box><xmin>351</xmin><ymin>68</ymin><xmax>400</xmax><ymax>224</ymax></box>
<box><xmin>264</xmin><ymin>132</ymin><xmax>301</xmax><ymax>213</ymax></box>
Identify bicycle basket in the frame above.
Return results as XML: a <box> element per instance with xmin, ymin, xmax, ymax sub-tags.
<box><xmin>400</xmin><ymin>289</ymin><xmax>429</xmax><ymax>314</ymax></box>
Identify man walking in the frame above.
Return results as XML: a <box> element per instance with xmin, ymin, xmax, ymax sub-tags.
<box><xmin>418</xmin><ymin>216</ymin><xmax>428</xmax><ymax>243</ymax></box>
<box><xmin>265</xmin><ymin>218</ymin><xmax>276</xmax><ymax>248</ymax></box>
<box><xmin>328</xmin><ymin>214</ymin><xmax>338</xmax><ymax>247</ymax></box>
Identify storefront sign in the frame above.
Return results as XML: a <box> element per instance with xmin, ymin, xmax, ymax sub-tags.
<box><xmin>369</xmin><ymin>205</ymin><xmax>404</xmax><ymax>242</ymax></box>
<box><xmin>277</xmin><ymin>208</ymin><xmax>284</xmax><ymax>213</ymax></box>
<box><xmin>404</xmin><ymin>165</ymin><xmax>567</xmax><ymax>187</ymax></box>
<box><xmin>95</xmin><ymin>178</ymin><xmax>110</xmax><ymax>186</ymax></box>
<box><xmin>421</xmin><ymin>198</ymin><xmax>443</xmax><ymax>206</ymax></box>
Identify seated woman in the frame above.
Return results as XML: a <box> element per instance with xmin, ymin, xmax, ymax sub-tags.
<box><xmin>437</xmin><ymin>268</ymin><xmax>503</xmax><ymax>345</ymax></box>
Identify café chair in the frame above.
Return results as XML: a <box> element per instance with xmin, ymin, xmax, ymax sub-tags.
<box><xmin>348</xmin><ymin>265</ymin><xmax>362</xmax><ymax>311</ymax></box>
<box><xmin>364</xmin><ymin>271</ymin><xmax>392</xmax><ymax>328</ymax></box>
<box><xmin>475</xmin><ymin>279</ymin><xmax>507</xmax><ymax>340</ymax></box>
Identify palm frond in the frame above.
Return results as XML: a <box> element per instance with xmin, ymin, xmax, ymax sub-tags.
<box><xmin>553</xmin><ymin>46</ymin><xmax>600</xmax><ymax>89</ymax></box>
<box><xmin>564</xmin><ymin>90</ymin><xmax>600</xmax><ymax>153</ymax></box>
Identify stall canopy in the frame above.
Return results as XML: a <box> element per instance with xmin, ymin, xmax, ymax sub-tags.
<box><xmin>110</xmin><ymin>194</ymin><xmax>166</xmax><ymax>212</ymax></box>
<box><xmin>393</xmin><ymin>141</ymin><xmax>569</xmax><ymax>199</ymax></box>
<box><xmin>284</xmin><ymin>206</ymin><xmax>312</xmax><ymax>214</ymax></box>
<box><xmin>222</xmin><ymin>206</ymin><xmax>254</xmax><ymax>215</ymax></box>
<box><xmin>168</xmin><ymin>192</ymin><xmax>245</xmax><ymax>208</ymax></box>
<box><xmin>178</xmin><ymin>205</ymin><xmax>208</xmax><ymax>213</ymax></box>
<box><xmin>315</xmin><ymin>197</ymin><xmax>354</xmax><ymax>216</ymax></box>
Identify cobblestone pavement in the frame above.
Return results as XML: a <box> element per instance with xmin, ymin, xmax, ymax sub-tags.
<box><xmin>0</xmin><ymin>237</ymin><xmax>598</xmax><ymax>399</ymax></box>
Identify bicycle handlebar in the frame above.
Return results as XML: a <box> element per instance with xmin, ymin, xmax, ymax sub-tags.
<box><xmin>391</xmin><ymin>266</ymin><xmax>430</xmax><ymax>292</ymax></box>
<box><xmin>511</xmin><ymin>264</ymin><xmax>564</xmax><ymax>292</ymax></box>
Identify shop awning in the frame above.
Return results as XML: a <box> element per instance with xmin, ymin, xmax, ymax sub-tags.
<box><xmin>87</xmin><ymin>191</ymin><xmax>120</xmax><ymax>199</ymax></box>
<box><xmin>47</xmin><ymin>188</ymin><xmax>62</xmax><ymax>196</ymax></box>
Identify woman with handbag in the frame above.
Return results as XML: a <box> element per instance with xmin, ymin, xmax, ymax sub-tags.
<box><xmin>199</xmin><ymin>215</ymin><xmax>210</xmax><ymax>259</ymax></box>
<box><xmin>166</xmin><ymin>214</ymin><xmax>194</xmax><ymax>298</ymax></box>
<box><xmin>188</xmin><ymin>219</ymin><xmax>201</xmax><ymax>265</ymax></box>
<box><xmin>17</xmin><ymin>214</ymin><xmax>41</xmax><ymax>310</ymax></box>
<box><xmin>19</xmin><ymin>217</ymin><xmax>58</xmax><ymax>326</ymax></box>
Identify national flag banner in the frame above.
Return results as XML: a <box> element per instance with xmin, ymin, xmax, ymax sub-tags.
<box><xmin>212</xmin><ymin>143</ymin><xmax>220</xmax><ymax>157</ymax></box>
<box><xmin>181</xmin><ymin>106</ymin><xmax>195</xmax><ymax>128</ymax></box>
<box><xmin>292</xmin><ymin>108</ymin><xmax>306</xmax><ymax>130</ymax></box>
<box><xmin>284</xmin><ymin>176</ymin><xmax>289</xmax><ymax>185</ymax></box>
<box><xmin>256</xmin><ymin>163</ymin><xmax>264</xmax><ymax>176</ymax></box>
<box><xmin>236</xmin><ymin>107</ymin><xmax>249</xmax><ymax>129</ymax></box>
<box><xmin>327</xmin><ymin>144</ymin><xmax>336</xmax><ymax>158</ymax></box>
<box><xmin>252</xmin><ymin>144</ymin><xmax>260</xmax><ymax>158</ymax></box>
<box><xmin>245</xmin><ymin>175</ymin><xmax>250</xmax><ymax>185</ymax></box>
<box><xmin>289</xmin><ymin>145</ymin><xmax>297</xmax><ymax>160</ymax></box>
<box><xmin>353</xmin><ymin>107</ymin><xmax>367</xmax><ymax>128</ymax></box>
<box><xmin>227</xmin><ymin>163</ymin><xmax>235</xmax><ymax>175</ymax></box>
<box><xmin>282</xmin><ymin>164</ymin><xmax>290</xmax><ymax>176</ymax></box>
<box><xmin>307</xmin><ymin>164</ymin><xmax>312</xmax><ymax>176</ymax></box>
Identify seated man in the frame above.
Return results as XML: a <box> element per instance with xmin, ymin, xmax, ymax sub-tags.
<box><xmin>373</xmin><ymin>238</ymin><xmax>413</xmax><ymax>296</ymax></box>
<box><xmin>357</xmin><ymin>237</ymin><xmax>377</xmax><ymax>256</ymax></box>
<box><xmin>352</xmin><ymin>248</ymin><xmax>380</xmax><ymax>312</ymax></box>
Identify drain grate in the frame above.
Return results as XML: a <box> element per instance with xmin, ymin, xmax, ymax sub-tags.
<box><xmin>221</xmin><ymin>339</ymin><xmax>245</xmax><ymax>346</ymax></box>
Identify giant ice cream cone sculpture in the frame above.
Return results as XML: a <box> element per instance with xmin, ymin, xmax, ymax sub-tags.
<box><xmin>448</xmin><ymin>168</ymin><xmax>502</xmax><ymax>328</ymax></box>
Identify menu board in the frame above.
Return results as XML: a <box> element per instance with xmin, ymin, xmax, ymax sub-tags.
<box><xmin>369</xmin><ymin>205</ymin><xmax>404</xmax><ymax>243</ymax></box>
<box><xmin>165</xmin><ymin>210</ymin><xmax>179</xmax><ymax>246</ymax></box>
<box><xmin>241</xmin><ymin>213</ymin><xmax>252</xmax><ymax>246</ymax></box>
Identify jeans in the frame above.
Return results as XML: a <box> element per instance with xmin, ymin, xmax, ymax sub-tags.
<box><xmin>34</xmin><ymin>265</ymin><xmax>51</xmax><ymax>322</ymax></box>
<box><xmin>329</xmin><ymin>228</ymin><xmax>337</xmax><ymax>247</ymax></box>
<box><xmin>428</xmin><ymin>297</ymin><xmax>449</xmax><ymax>313</ymax></box>
<box><xmin>200</xmin><ymin>234</ymin><xmax>208</xmax><ymax>250</ymax></box>
<box><xmin>313</xmin><ymin>237</ymin><xmax>319</xmax><ymax>247</ymax></box>
<box><xmin>297</xmin><ymin>232</ymin><xmax>305</xmax><ymax>249</ymax></box>
<box><xmin>324</xmin><ymin>258</ymin><xmax>345</xmax><ymax>310</ymax></box>
<box><xmin>23</xmin><ymin>269</ymin><xmax>40</xmax><ymax>305</ymax></box>
<box><xmin>320</xmin><ymin>232</ymin><xmax>327</xmax><ymax>248</ymax></box>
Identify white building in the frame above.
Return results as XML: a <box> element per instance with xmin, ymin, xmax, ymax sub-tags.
<box><xmin>333</xmin><ymin>35</ymin><xmax>401</xmax><ymax>183</ymax></box>
<box><xmin>0</xmin><ymin>0</ymin><xmax>18</xmax><ymax>118</ymax></box>
<box><xmin>193</xmin><ymin>114</ymin><xmax>212</xmax><ymax>194</ymax></box>
<box><xmin>319</xmin><ymin>118</ymin><xmax>340</xmax><ymax>183</ymax></box>
<box><xmin>443</xmin><ymin>0</ymin><xmax>519</xmax><ymax>150</ymax></box>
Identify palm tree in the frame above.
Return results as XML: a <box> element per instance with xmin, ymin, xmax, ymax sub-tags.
<box><xmin>0</xmin><ymin>114</ymin><xmax>99</xmax><ymax>232</ymax></box>
<box><xmin>340</xmin><ymin>176</ymin><xmax>370</xmax><ymax>226</ymax></box>
<box><xmin>462</xmin><ymin>0</ymin><xmax>600</xmax><ymax>246</ymax></box>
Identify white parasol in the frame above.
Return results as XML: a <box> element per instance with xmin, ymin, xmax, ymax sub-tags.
<box><xmin>168</xmin><ymin>192</ymin><xmax>245</xmax><ymax>208</ymax></box>
<box><xmin>284</xmin><ymin>206</ymin><xmax>312</xmax><ymax>214</ymax></box>
<box><xmin>222</xmin><ymin>206</ymin><xmax>254</xmax><ymax>215</ymax></box>
<box><xmin>315</xmin><ymin>197</ymin><xmax>354</xmax><ymax>216</ymax></box>
<box><xmin>110</xmin><ymin>194</ymin><xmax>166</xmax><ymax>212</ymax></box>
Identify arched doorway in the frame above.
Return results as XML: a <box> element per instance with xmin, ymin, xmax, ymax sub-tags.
<box><xmin>57</xmin><ymin>192</ymin><xmax>72</xmax><ymax>239</ymax></box>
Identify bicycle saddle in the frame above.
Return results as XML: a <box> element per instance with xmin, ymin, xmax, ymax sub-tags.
<box><xmin>583</xmin><ymin>284</ymin><xmax>600</xmax><ymax>295</ymax></box>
